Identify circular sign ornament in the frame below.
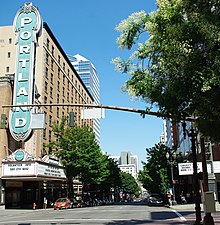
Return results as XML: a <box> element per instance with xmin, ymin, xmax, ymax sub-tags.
<box><xmin>15</xmin><ymin>150</ymin><xmax>24</xmax><ymax>161</ymax></box>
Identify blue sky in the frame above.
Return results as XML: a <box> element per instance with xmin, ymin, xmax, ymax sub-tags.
<box><xmin>1</xmin><ymin>0</ymin><xmax>163</xmax><ymax>169</ymax></box>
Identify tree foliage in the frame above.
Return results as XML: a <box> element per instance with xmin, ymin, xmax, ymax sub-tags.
<box><xmin>113</xmin><ymin>0</ymin><xmax>220</xmax><ymax>141</ymax></box>
<box><xmin>49</xmin><ymin>118</ymin><xmax>109</xmax><ymax>187</ymax></box>
<box><xmin>138</xmin><ymin>143</ymin><xmax>185</xmax><ymax>194</ymax></box>
<box><xmin>120</xmin><ymin>171</ymin><xmax>140</xmax><ymax>197</ymax></box>
<box><xmin>138</xmin><ymin>144</ymin><xmax>170</xmax><ymax>194</ymax></box>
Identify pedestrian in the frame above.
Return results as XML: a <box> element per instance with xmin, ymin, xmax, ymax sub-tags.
<box><xmin>180</xmin><ymin>191</ymin><xmax>187</xmax><ymax>204</ymax></box>
<box><xmin>167</xmin><ymin>192</ymin><xmax>172</xmax><ymax>206</ymax></box>
<box><xmin>43</xmin><ymin>197</ymin><xmax>47</xmax><ymax>209</ymax></box>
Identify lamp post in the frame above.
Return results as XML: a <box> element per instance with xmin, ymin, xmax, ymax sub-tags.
<box><xmin>166</xmin><ymin>151</ymin><xmax>177</xmax><ymax>205</ymax></box>
<box><xmin>182</xmin><ymin>122</ymin><xmax>202</xmax><ymax>225</ymax></box>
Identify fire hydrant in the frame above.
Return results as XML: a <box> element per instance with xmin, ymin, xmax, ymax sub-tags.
<box><xmin>33</xmin><ymin>202</ymin><xmax>36</xmax><ymax>210</ymax></box>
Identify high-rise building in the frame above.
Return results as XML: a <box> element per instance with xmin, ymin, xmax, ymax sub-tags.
<box><xmin>109</xmin><ymin>151</ymin><xmax>138</xmax><ymax>179</ymax></box>
<box><xmin>68</xmin><ymin>54</ymin><xmax>100</xmax><ymax>144</ymax></box>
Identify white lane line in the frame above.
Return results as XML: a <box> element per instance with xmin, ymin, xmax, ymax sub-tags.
<box><xmin>172</xmin><ymin>209</ymin><xmax>187</xmax><ymax>222</ymax></box>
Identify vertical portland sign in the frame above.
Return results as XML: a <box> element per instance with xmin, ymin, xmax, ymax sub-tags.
<box><xmin>9</xmin><ymin>3</ymin><xmax>42</xmax><ymax>142</ymax></box>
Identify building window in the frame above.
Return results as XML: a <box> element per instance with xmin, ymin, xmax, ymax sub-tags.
<box><xmin>63</xmin><ymin>74</ymin><xmax>65</xmax><ymax>85</ymax></box>
<box><xmin>57</xmin><ymin>107</ymin><xmax>59</xmax><ymax>118</ymax></box>
<box><xmin>50</xmin><ymin>100</ymin><xmax>52</xmax><ymax>112</ymax></box>
<box><xmin>51</xmin><ymin>59</ymin><xmax>54</xmax><ymax>70</ymax></box>
<box><xmin>57</xmin><ymin>94</ymin><xmax>59</xmax><ymax>103</ymax></box>
<box><xmin>50</xmin><ymin>87</ymin><xmax>53</xmax><ymax>98</ymax></box>
<box><xmin>44</xmin><ymin>96</ymin><xmax>47</xmax><ymax>104</ymax></box>
<box><xmin>51</xmin><ymin>45</ymin><xmax>54</xmax><ymax>56</ymax></box>
<box><xmin>45</xmin><ymin>67</ymin><xmax>48</xmax><ymax>79</ymax></box>
<box><xmin>49</xmin><ymin>115</ymin><xmax>52</xmax><ymax>127</ymax></box>
<box><xmin>49</xmin><ymin>130</ymin><xmax>52</xmax><ymax>142</ymax></box>
<box><xmin>46</xmin><ymin>38</ymin><xmax>50</xmax><ymax>49</ymax></box>
<box><xmin>58</xmin><ymin>69</ymin><xmax>60</xmax><ymax>79</ymax></box>
<box><xmin>9</xmin><ymin>38</ymin><xmax>12</xmax><ymax>44</ymax></box>
<box><xmin>50</xmin><ymin>73</ymin><xmax>53</xmax><ymax>84</ymax></box>
<box><xmin>6</xmin><ymin>66</ymin><xmax>9</xmax><ymax>73</ymax></box>
<box><xmin>63</xmin><ymin>62</ymin><xmax>65</xmax><ymax>71</ymax></box>
<box><xmin>62</xmin><ymin>99</ymin><xmax>65</xmax><ymax>109</ymax></box>
<box><xmin>57</xmin><ymin>81</ymin><xmax>60</xmax><ymax>91</ymax></box>
<box><xmin>62</xmin><ymin>87</ymin><xmax>65</xmax><ymax>97</ymax></box>
<box><xmin>58</xmin><ymin>55</ymin><xmax>61</xmax><ymax>64</ymax></box>
<box><xmin>43</xmin><ymin>130</ymin><xmax>46</xmax><ymax>139</ymax></box>
<box><xmin>44</xmin><ymin>81</ymin><xmax>48</xmax><ymax>93</ymax></box>
<box><xmin>46</xmin><ymin>53</ymin><xmax>49</xmax><ymax>65</ymax></box>
<box><xmin>8</xmin><ymin>52</ymin><xmax>11</xmax><ymax>58</ymax></box>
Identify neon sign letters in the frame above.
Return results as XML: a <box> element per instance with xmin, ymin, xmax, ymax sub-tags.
<box><xmin>9</xmin><ymin>3</ymin><xmax>42</xmax><ymax>142</ymax></box>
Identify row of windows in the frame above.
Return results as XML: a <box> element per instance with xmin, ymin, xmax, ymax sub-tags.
<box><xmin>1</xmin><ymin>38</ymin><xmax>12</xmax><ymax>44</ymax></box>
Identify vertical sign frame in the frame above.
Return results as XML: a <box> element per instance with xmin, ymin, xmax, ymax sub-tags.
<box><xmin>9</xmin><ymin>3</ymin><xmax>42</xmax><ymax>142</ymax></box>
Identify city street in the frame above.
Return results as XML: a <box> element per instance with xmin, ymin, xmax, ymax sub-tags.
<box><xmin>0</xmin><ymin>202</ymin><xmax>220</xmax><ymax>225</ymax></box>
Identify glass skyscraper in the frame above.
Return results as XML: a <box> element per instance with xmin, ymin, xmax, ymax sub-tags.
<box><xmin>68</xmin><ymin>54</ymin><xmax>101</xmax><ymax>144</ymax></box>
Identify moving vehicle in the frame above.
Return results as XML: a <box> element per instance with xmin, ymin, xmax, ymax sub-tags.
<box><xmin>148</xmin><ymin>193</ymin><xmax>164</xmax><ymax>206</ymax></box>
<box><xmin>53</xmin><ymin>197</ymin><xmax>72</xmax><ymax>210</ymax></box>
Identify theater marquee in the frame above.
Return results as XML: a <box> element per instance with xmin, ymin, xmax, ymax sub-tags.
<box><xmin>2</xmin><ymin>150</ymin><xmax>66</xmax><ymax>180</ymax></box>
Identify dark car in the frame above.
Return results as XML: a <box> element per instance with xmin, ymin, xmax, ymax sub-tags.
<box><xmin>148</xmin><ymin>193</ymin><xmax>164</xmax><ymax>206</ymax></box>
<box><xmin>69</xmin><ymin>198</ymin><xmax>78</xmax><ymax>208</ymax></box>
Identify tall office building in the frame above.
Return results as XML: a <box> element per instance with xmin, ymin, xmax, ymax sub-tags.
<box><xmin>68</xmin><ymin>54</ymin><xmax>101</xmax><ymax>145</ymax></box>
<box><xmin>109</xmin><ymin>151</ymin><xmax>138</xmax><ymax>179</ymax></box>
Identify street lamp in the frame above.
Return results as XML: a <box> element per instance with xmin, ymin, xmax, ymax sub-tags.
<box><xmin>166</xmin><ymin>151</ymin><xmax>177</xmax><ymax>205</ymax></box>
<box><xmin>182</xmin><ymin>122</ymin><xmax>202</xmax><ymax>225</ymax></box>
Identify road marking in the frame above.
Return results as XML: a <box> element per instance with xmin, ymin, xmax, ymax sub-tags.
<box><xmin>172</xmin><ymin>209</ymin><xmax>187</xmax><ymax>221</ymax></box>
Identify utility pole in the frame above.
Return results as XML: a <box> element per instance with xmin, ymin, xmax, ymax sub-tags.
<box><xmin>182</xmin><ymin>123</ymin><xmax>202</xmax><ymax>225</ymax></box>
<box><xmin>201</xmin><ymin>137</ymin><xmax>215</xmax><ymax>225</ymax></box>
<box><xmin>189</xmin><ymin>128</ymin><xmax>202</xmax><ymax>225</ymax></box>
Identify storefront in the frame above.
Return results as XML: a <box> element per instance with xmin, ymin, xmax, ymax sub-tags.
<box><xmin>1</xmin><ymin>149</ymin><xmax>66</xmax><ymax>209</ymax></box>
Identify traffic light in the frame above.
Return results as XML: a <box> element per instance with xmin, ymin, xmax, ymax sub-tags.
<box><xmin>0</xmin><ymin>114</ymin><xmax>8</xmax><ymax>129</ymax></box>
<box><xmin>69</xmin><ymin>112</ymin><xmax>74</xmax><ymax>127</ymax></box>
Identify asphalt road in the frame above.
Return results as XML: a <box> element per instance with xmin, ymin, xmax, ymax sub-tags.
<box><xmin>0</xmin><ymin>202</ymin><xmax>220</xmax><ymax>225</ymax></box>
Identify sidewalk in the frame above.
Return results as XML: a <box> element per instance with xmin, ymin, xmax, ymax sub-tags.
<box><xmin>171</xmin><ymin>202</ymin><xmax>220</xmax><ymax>225</ymax></box>
<box><xmin>171</xmin><ymin>202</ymin><xmax>220</xmax><ymax>211</ymax></box>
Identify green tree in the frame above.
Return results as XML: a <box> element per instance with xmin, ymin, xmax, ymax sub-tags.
<box><xmin>138</xmin><ymin>144</ymin><xmax>170</xmax><ymax>194</ymax></box>
<box><xmin>112</xmin><ymin>1</ymin><xmax>220</xmax><ymax>141</ymax></box>
<box><xmin>119</xmin><ymin>171</ymin><xmax>140</xmax><ymax>198</ymax></box>
<box><xmin>48</xmin><ymin>117</ymin><xmax>109</xmax><ymax>196</ymax></box>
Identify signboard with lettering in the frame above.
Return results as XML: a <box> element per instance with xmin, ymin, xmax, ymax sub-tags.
<box><xmin>178</xmin><ymin>162</ymin><xmax>203</xmax><ymax>175</ymax></box>
<box><xmin>2</xmin><ymin>161</ymin><xmax>66</xmax><ymax>179</ymax></box>
<box><xmin>178</xmin><ymin>162</ymin><xmax>212</xmax><ymax>175</ymax></box>
<box><xmin>9</xmin><ymin>2</ymin><xmax>42</xmax><ymax>142</ymax></box>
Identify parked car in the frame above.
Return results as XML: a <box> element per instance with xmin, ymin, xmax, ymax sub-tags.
<box><xmin>69</xmin><ymin>198</ymin><xmax>78</xmax><ymax>208</ymax></box>
<box><xmin>148</xmin><ymin>193</ymin><xmax>164</xmax><ymax>206</ymax></box>
<box><xmin>53</xmin><ymin>197</ymin><xmax>72</xmax><ymax>210</ymax></box>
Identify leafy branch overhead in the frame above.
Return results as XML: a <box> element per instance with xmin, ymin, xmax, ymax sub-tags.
<box><xmin>113</xmin><ymin>0</ymin><xmax>220</xmax><ymax>141</ymax></box>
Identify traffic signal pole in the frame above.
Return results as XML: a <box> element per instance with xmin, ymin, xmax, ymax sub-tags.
<box><xmin>2</xmin><ymin>103</ymin><xmax>195</xmax><ymax>121</ymax></box>
<box><xmin>3</xmin><ymin>102</ymin><xmax>209</xmax><ymax>225</ymax></box>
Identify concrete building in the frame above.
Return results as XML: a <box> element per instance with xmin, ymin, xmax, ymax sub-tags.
<box><xmin>68</xmin><ymin>54</ymin><xmax>100</xmax><ymax>144</ymax></box>
<box><xmin>0</xmin><ymin>3</ymin><xmax>94</xmax><ymax>209</ymax></box>
<box><xmin>110</xmin><ymin>151</ymin><xmax>138</xmax><ymax>179</ymax></box>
